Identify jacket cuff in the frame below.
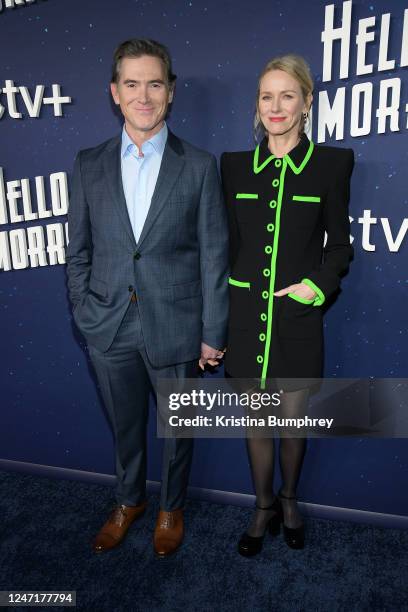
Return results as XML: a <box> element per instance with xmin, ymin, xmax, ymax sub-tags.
<box><xmin>301</xmin><ymin>278</ymin><xmax>326</xmax><ymax>307</ymax></box>
<box><xmin>202</xmin><ymin>327</ymin><xmax>227</xmax><ymax>351</ymax></box>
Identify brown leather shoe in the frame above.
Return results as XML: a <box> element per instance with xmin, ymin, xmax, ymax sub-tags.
<box><xmin>92</xmin><ymin>502</ymin><xmax>147</xmax><ymax>553</ymax></box>
<box><xmin>153</xmin><ymin>509</ymin><xmax>184</xmax><ymax>557</ymax></box>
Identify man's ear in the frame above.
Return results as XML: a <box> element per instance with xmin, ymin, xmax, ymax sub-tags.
<box><xmin>168</xmin><ymin>86</ymin><xmax>174</xmax><ymax>104</ymax></box>
<box><xmin>110</xmin><ymin>82</ymin><xmax>120</xmax><ymax>105</ymax></box>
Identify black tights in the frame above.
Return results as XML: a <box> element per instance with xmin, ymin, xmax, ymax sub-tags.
<box><xmin>246</xmin><ymin>388</ymin><xmax>308</xmax><ymax>537</ymax></box>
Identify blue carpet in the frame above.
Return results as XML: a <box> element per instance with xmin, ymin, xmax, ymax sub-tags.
<box><xmin>0</xmin><ymin>470</ymin><xmax>407</xmax><ymax>611</ymax></box>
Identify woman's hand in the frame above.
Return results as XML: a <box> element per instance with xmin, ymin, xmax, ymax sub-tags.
<box><xmin>274</xmin><ymin>282</ymin><xmax>316</xmax><ymax>301</ymax></box>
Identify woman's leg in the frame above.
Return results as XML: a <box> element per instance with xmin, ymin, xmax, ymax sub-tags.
<box><xmin>245</xmin><ymin>436</ymin><xmax>277</xmax><ymax>536</ymax></box>
<box><xmin>278</xmin><ymin>388</ymin><xmax>309</xmax><ymax>528</ymax></box>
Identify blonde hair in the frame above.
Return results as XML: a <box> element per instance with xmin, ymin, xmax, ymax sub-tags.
<box><xmin>254</xmin><ymin>54</ymin><xmax>314</xmax><ymax>141</ymax></box>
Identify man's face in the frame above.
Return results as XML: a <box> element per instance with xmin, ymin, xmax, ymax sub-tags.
<box><xmin>110</xmin><ymin>55</ymin><xmax>173</xmax><ymax>139</ymax></box>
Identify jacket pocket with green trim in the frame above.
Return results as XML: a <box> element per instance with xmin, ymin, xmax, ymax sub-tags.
<box><xmin>235</xmin><ymin>193</ymin><xmax>259</xmax><ymax>200</ymax></box>
<box><xmin>292</xmin><ymin>195</ymin><xmax>321</xmax><ymax>203</ymax></box>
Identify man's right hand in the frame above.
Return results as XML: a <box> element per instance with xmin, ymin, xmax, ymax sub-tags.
<box><xmin>199</xmin><ymin>342</ymin><xmax>226</xmax><ymax>370</ymax></box>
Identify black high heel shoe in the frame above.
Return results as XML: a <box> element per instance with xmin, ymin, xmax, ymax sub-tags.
<box><xmin>238</xmin><ymin>496</ymin><xmax>283</xmax><ymax>557</ymax></box>
<box><xmin>278</xmin><ymin>490</ymin><xmax>305</xmax><ymax>550</ymax></box>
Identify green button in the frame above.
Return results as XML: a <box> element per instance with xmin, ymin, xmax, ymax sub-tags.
<box><xmin>257</xmin><ymin>355</ymin><xmax>264</xmax><ymax>364</ymax></box>
<box><xmin>267</xmin><ymin>223</ymin><xmax>274</xmax><ymax>232</ymax></box>
<box><xmin>269</xmin><ymin>200</ymin><xmax>277</xmax><ymax>208</ymax></box>
<box><xmin>272</xmin><ymin>179</ymin><xmax>279</xmax><ymax>187</ymax></box>
<box><xmin>265</xmin><ymin>245</ymin><xmax>273</xmax><ymax>254</ymax></box>
<box><xmin>275</xmin><ymin>159</ymin><xmax>282</xmax><ymax>167</ymax></box>
<box><xmin>262</xmin><ymin>290</ymin><xmax>269</xmax><ymax>299</ymax></box>
<box><xmin>260</xmin><ymin>313</ymin><xmax>267</xmax><ymax>321</ymax></box>
<box><xmin>263</xmin><ymin>268</ymin><xmax>270</xmax><ymax>277</ymax></box>
<box><xmin>259</xmin><ymin>333</ymin><xmax>266</xmax><ymax>341</ymax></box>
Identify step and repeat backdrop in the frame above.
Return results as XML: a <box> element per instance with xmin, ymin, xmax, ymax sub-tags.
<box><xmin>1</xmin><ymin>0</ymin><xmax>407</xmax><ymax>516</ymax></box>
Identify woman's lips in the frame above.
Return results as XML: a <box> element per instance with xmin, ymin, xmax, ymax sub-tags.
<box><xmin>269</xmin><ymin>117</ymin><xmax>286</xmax><ymax>122</ymax></box>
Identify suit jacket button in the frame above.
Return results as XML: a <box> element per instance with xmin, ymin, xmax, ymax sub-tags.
<box><xmin>128</xmin><ymin>285</ymin><xmax>134</xmax><ymax>292</ymax></box>
<box><xmin>134</xmin><ymin>252</ymin><xmax>141</xmax><ymax>260</ymax></box>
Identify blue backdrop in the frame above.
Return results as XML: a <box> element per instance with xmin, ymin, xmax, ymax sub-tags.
<box><xmin>1</xmin><ymin>0</ymin><xmax>407</xmax><ymax>518</ymax></box>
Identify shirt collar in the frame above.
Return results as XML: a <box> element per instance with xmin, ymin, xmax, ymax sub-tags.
<box><xmin>254</xmin><ymin>133</ymin><xmax>314</xmax><ymax>175</ymax></box>
<box><xmin>121</xmin><ymin>122</ymin><xmax>168</xmax><ymax>159</ymax></box>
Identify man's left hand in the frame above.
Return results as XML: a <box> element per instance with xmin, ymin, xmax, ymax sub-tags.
<box><xmin>199</xmin><ymin>342</ymin><xmax>225</xmax><ymax>370</ymax></box>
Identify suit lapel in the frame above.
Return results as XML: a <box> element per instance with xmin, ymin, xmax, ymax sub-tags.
<box><xmin>103</xmin><ymin>135</ymin><xmax>137</xmax><ymax>250</ymax></box>
<box><xmin>136</xmin><ymin>130</ymin><xmax>185</xmax><ymax>249</ymax></box>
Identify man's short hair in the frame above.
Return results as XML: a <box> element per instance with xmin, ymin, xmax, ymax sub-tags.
<box><xmin>111</xmin><ymin>38</ymin><xmax>177</xmax><ymax>87</ymax></box>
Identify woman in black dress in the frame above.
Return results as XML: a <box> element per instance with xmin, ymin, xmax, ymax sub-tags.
<box><xmin>221</xmin><ymin>55</ymin><xmax>354</xmax><ymax>555</ymax></box>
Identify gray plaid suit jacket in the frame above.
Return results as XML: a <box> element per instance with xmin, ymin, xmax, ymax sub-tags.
<box><xmin>66</xmin><ymin>129</ymin><xmax>229</xmax><ymax>366</ymax></box>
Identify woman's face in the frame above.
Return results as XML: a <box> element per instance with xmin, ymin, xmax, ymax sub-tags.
<box><xmin>258</xmin><ymin>69</ymin><xmax>311</xmax><ymax>139</ymax></box>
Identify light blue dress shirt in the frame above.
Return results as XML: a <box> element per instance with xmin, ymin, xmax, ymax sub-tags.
<box><xmin>120</xmin><ymin>122</ymin><xmax>168</xmax><ymax>243</ymax></box>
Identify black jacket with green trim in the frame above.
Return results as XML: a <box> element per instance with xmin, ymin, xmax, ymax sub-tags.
<box><xmin>220</xmin><ymin>133</ymin><xmax>354</xmax><ymax>381</ymax></box>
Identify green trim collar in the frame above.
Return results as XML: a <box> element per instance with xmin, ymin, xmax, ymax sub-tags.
<box><xmin>253</xmin><ymin>137</ymin><xmax>314</xmax><ymax>176</ymax></box>
<box><xmin>286</xmin><ymin>141</ymin><xmax>314</xmax><ymax>175</ymax></box>
<box><xmin>253</xmin><ymin>146</ymin><xmax>276</xmax><ymax>174</ymax></box>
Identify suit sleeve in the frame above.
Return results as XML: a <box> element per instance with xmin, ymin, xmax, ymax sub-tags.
<box><xmin>66</xmin><ymin>152</ymin><xmax>93</xmax><ymax>309</ymax></box>
<box><xmin>220</xmin><ymin>152</ymin><xmax>240</xmax><ymax>268</ymax></box>
<box><xmin>198</xmin><ymin>154</ymin><xmax>230</xmax><ymax>349</ymax></box>
<box><xmin>302</xmin><ymin>148</ymin><xmax>354</xmax><ymax>305</ymax></box>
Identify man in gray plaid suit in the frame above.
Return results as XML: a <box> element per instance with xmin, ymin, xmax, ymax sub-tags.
<box><xmin>66</xmin><ymin>39</ymin><xmax>228</xmax><ymax>557</ymax></box>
